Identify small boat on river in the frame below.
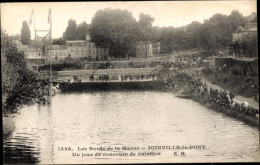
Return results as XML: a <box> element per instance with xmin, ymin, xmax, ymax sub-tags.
<box><xmin>175</xmin><ymin>94</ymin><xmax>192</xmax><ymax>99</ymax></box>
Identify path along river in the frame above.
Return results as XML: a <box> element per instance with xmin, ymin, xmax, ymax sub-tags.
<box><xmin>3</xmin><ymin>91</ymin><xmax>260</xmax><ymax>163</ymax></box>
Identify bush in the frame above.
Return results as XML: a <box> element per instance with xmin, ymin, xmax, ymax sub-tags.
<box><xmin>1</xmin><ymin>30</ymin><xmax>44</xmax><ymax>115</ymax></box>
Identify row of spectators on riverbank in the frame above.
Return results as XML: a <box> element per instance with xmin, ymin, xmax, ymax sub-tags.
<box><xmin>200</xmin><ymin>60</ymin><xmax>258</xmax><ymax>100</ymax></box>
<box><xmin>158</xmin><ymin>53</ymin><xmax>258</xmax><ymax>100</ymax></box>
<box><xmin>170</xmin><ymin>73</ymin><xmax>259</xmax><ymax>118</ymax></box>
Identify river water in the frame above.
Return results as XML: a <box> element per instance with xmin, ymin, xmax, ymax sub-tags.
<box><xmin>3</xmin><ymin>91</ymin><xmax>260</xmax><ymax>163</ymax></box>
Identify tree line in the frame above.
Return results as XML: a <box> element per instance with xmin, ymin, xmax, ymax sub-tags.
<box><xmin>87</xmin><ymin>9</ymin><xmax>255</xmax><ymax>57</ymax></box>
<box><xmin>20</xmin><ymin>9</ymin><xmax>256</xmax><ymax>58</ymax></box>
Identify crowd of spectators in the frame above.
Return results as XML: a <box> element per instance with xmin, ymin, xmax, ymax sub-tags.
<box><xmin>202</xmin><ymin>62</ymin><xmax>257</xmax><ymax>77</ymax></box>
<box><xmin>160</xmin><ymin>55</ymin><xmax>210</xmax><ymax>70</ymax></box>
<box><xmin>177</xmin><ymin>73</ymin><xmax>259</xmax><ymax>118</ymax></box>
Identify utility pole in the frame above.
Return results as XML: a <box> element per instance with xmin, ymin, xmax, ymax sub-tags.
<box><xmin>48</xmin><ymin>9</ymin><xmax>52</xmax><ymax>105</ymax></box>
<box><xmin>30</xmin><ymin>8</ymin><xmax>52</xmax><ymax>104</ymax></box>
<box><xmin>33</xmin><ymin>9</ymin><xmax>38</xmax><ymax>72</ymax></box>
<box><xmin>36</xmin><ymin>51</ymin><xmax>38</xmax><ymax>71</ymax></box>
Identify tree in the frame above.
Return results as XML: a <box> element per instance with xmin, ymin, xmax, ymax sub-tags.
<box><xmin>21</xmin><ymin>20</ymin><xmax>31</xmax><ymax>45</ymax></box>
<box><xmin>136</xmin><ymin>13</ymin><xmax>155</xmax><ymax>41</ymax></box>
<box><xmin>153</xmin><ymin>10</ymin><xmax>247</xmax><ymax>53</ymax></box>
<box><xmin>186</xmin><ymin>21</ymin><xmax>203</xmax><ymax>49</ymax></box>
<box><xmin>89</xmin><ymin>8</ymin><xmax>137</xmax><ymax>58</ymax></box>
<box><xmin>157</xmin><ymin>26</ymin><xmax>176</xmax><ymax>53</ymax></box>
<box><xmin>197</xmin><ymin>12</ymin><xmax>244</xmax><ymax>50</ymax></box>
<box><xmin>52</xmin><ymin>37</ymin><xmax>66</xmax><ymax>45</ymax></box>
<box><xmin>77</xmin><ymin>21</ymin><xmax>88</xmax><ymax>40</ymax></box>
<box><xmin>244</xmin><ymin>35</ymin><xmax>257</xmax><ymax>57</ymax></box>
<box><xmin>1</xmin><ymin>30</ymin><xmax>43</xmax><ymax>115</ymax></box>
<box><xmin>63</xmin><ymin>19</ymin><xmax>77</xmax><ymax>40</ymax></box>
<box><xmin>10</xmin><ymin>34</ymin><xmax>21</xmax><ymax>40</ymax></box>
<box><xmin>228</xmin><ymin>10</ymin><xmax>245</xmax><ymax>32</ymax></box>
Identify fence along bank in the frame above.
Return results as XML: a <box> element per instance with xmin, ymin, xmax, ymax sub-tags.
<box><xmin>40</xmin><ymin>68</ymin><xmax>164</xmax><ymax>91</ymax></box>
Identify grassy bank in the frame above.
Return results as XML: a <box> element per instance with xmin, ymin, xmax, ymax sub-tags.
<box><xmin>202</xmin><ymin>70</ymin><xmax>258</xmax><ymax>99</ymax></box>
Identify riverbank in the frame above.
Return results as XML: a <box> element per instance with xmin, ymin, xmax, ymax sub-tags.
<box><xmin>192</xmin><ymin>93</ymin><xmax>259</xmax><ymax>128</ymax></box>
<box><xmin>169</xmin><ymin>72</ymin><xmax>259</xmax><ymax>128</ymax></box>
<box><xmin>202</xmin><ymin>71</ymin><xmax>259</xmax><ymax>100</ymax></box>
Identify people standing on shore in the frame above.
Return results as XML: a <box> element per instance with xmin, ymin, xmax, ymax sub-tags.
<box><xmin>183</xmin><ymin>73</ymin><xmax>258</xmax><ymax>117</ymax></box>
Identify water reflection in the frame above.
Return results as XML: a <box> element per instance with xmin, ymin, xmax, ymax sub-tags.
<box><xmin>3</xmin><ymin>91</ymin><xmax>260</xmax><ymax>163</ymax></box>
<box><xmin>3</xmin><ymin>144</ymin><xmax>40</xmax><ymax>164</ymax></box>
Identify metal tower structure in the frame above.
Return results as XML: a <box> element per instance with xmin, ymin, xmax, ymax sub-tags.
<box><xmin>30</xmin><ymin>9</ymin><xmax>52</xmax><ymax>104</ymax></box>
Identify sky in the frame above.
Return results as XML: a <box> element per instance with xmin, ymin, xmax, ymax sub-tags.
<box><xmin>1</xmin><ymin>1</ymin><xmax>257</xmax><ymax>39</ymax></box>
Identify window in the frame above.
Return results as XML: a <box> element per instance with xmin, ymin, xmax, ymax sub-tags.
<box><xmin>89</xmin><ymin>50</ymin><xmax>91</xmax><ymax>54</ymax></box>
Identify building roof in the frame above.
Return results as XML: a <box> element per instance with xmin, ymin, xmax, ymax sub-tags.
<box><xmin>236</xmin><ymin>23</ymin><xmax>257</xmax><ymax>33</ymax></box>
<box><xmin>246</xmin><ymin>27</ymin><xmax>257</xmax><ymax>32</ymax></box>
<box><xmin>66</xmin><ymin>40</ymin><xmax>86</xmax><ymax>43</ymax></box>
<box><xmin>215</xmin><ymin>57</ymin><xmax>258</xmax><ymax>63</ymax></box>
<box><xmin>232</xmin><ymin>57</ymin><xmax>258</xmax><ymax>62</ymax></box>
<box><xmin>28</xmin><ymin>47</ymin><xmax>41</xmax><ymax>52</ymax></box>
<box><xmin>136</xmin><ymin>41</ymin><xmax>152</xmax><ymax>44</ymax></box>
<box><xmin>13</xmin><ymin>40</ymin><xmax>29</xmax><ymax>49</ymax></box>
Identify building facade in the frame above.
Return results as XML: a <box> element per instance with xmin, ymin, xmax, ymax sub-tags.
<box><xmin>136</xmin><ymin>41</ymin><xmax>153</xmax><ymax>57</ymax></box>
<box><xmin>231</xmin><ymin>22</ymin><xmax>257</xmax><ymax>57</ymax></box>
<box><xmin>232</xmin><ymin>23</ymin><xmax>257</xmax><ymax>44</ymax></box>
<box><xmin>135</xmin><ymin>41</ymin><xmax>161</xmax><ymax>57</ymax></box>
<box><xmin>152</xmin><ymin>42</ymin><xmax>160</xmax><ymax>55</ymax></box>
<box><xmin>14</xmin><ymin>40</ymin><xmax>29</xmax><ymax>52</ymax></box>
<box><xmin>14</xmin><ymin>40</ymin><xmax>44</xmax><ymax>66</ymax></box>
<box><xmin>44</xmin><ymin>34</ymin><xmax>109</xmax><ymax>62</ymax></box>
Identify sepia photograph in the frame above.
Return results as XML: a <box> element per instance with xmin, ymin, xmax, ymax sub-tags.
<box><xmin>1</xmin><ymin>1</ymin><xmax>259</xmax><ymax>164</ymax></box>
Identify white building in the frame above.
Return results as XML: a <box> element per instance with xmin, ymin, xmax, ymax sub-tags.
<box><xmin>46</xmin><ymin>34</ymin><xmax>109</xmax><ymax>62</ymax></box>
<box><xmin>136</xmin><ymin>41</ymin><xmax>153</xmax><ymax>57</ymax></box>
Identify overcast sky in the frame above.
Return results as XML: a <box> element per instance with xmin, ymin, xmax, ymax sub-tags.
<box><xmin>1</xmin><ymin>1</ymin><xmax>257</xmax><ymax>39</ymax></box>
